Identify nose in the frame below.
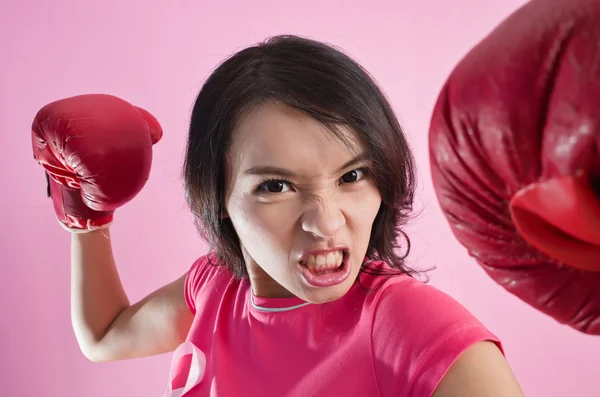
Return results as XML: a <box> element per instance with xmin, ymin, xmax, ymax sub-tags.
<box><xmin>301</xmin><ymin>198</ymin><xmax>346</xmax><ymax>239</ymax></box>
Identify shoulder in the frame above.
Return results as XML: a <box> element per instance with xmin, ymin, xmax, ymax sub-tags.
<box><xmin>367</xmin><ymin>264</ymin><xmax>503</xmax><ymax>397</ymax></box>
<box><xmin>184</xmin><ymin>252</ymin><xmax>236</xmax><ymax>315</ymax></box>
<box><xmin>374</xmin><ymin>271</ymin><xmax>490</xmax><ymax>330</ymax></box>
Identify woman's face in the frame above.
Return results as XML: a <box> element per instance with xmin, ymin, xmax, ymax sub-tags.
<box><xmin>224</xmin><ymin>101</ymin><xmax>382</xmax><ymax>303</ymax></box>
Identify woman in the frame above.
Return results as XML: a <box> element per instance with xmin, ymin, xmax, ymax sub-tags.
<box><xmin>61</xmin><ymin>35</ymin><xmax>523</xmax><ymax>396</ymax></box>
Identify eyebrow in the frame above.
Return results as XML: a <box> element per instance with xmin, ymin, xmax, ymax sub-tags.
<box><xmin>243</xmin><ymin>152</ymin><xmax>370</xmax><ymax>178</ymax></box>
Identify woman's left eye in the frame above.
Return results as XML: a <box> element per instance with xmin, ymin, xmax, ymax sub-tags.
<box><xmin>340</xmin><ymin>168</ymin><xmax>367</xmax><ymax>183</ymax></box>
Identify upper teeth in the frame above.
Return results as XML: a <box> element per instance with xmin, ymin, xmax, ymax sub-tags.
<box><xmin>303</xmin><ymin>250</ymin><xmax>344</xmax><ymax>271</ymax></box>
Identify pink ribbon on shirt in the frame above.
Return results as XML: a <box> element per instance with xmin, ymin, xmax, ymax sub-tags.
<box><xmin>163</xmin><ymin>341</ymin><xmax>206</xmax><ymax>397</ymax></box>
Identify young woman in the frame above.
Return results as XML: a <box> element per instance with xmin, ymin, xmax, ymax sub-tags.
<box><xmin>36</xmin><ymin>35</ymin><xmax>524</xmax><ymax>396</ymax></box>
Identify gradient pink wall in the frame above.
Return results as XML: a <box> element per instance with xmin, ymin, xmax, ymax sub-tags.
<box><xmin>3</xmin><ymin>0</ymin><xmax>600</xmax><ymax>395</ymax></box>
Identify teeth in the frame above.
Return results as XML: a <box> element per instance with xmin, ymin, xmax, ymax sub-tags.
<box><xmin>316</xmin><ymin>255</ymin><xmax>326</xmax><ymax>269</ymax></box>
<box><xmin>303</xmin><ymin>250</ymin><xmax>344</xmax><ymax>272</ymax></box>
<box><xmin>326</xmin><ymin>252</ymin><xmax>335</xmax><ymax>266</ymax></box>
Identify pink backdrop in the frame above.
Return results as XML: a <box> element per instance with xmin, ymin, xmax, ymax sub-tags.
<box><xmin>3</xmin><ymin>0</ymin><xmax>600</xmax><ymax>395</ymax></box>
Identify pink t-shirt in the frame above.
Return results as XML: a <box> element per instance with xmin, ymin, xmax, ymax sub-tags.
<box><xmin>168</xmin><ymin>253</ymin><xmax>502</xmax><ymax>396</ymax></box>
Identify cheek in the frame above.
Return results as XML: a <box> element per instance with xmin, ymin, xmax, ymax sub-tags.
<box><xmin>232</xmin><ymin>197</ymin><xmax>298</xmax><ymax>244</ymax></box>
<box><xmin>349</xmin><ymin>184</ymin><xmax>382</xmax><ymax>226</ymax></box>
<box><xmin>349</xmin><ymin>187</ymin><xmax>381</xmax><ymax>258</ymax></box>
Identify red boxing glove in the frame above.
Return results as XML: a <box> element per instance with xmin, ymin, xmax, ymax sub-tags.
<box><xmin>429</xmin><ymin>0</ymin><xmax>600</xmax><ymax>334</ymax></box>
<box><xmin>32</xmin><ymin>94</ymin><xmax>162</xmax><ymax>233</ymax></box>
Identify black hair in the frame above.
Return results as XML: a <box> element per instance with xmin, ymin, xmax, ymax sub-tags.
<box><xmin>183</xmin><ymin>35</ymin><xmax>418</xmax><ymax>279</ymax></box>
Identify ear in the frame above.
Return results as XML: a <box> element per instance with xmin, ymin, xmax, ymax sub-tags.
<box><xmin>221</xmin><ymin>187</ymin><xmax>231</xmax><ymax>219</ymax></box>
<box><xmin>221</xmin><ymin>206</ymin><xmax>230</xmax><ymax>219</ymax></box>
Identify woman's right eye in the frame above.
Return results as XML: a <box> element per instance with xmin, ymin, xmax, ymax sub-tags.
<box><xmin>257</xmin><ymin>180</ymin><xmax>292</xmax><ymax>193</ymax></box>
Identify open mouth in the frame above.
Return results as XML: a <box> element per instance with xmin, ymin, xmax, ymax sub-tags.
<box><xmin>298</xmin><ymin>249</ymin><xmax>351</xmax><ymax>287</ymax></box>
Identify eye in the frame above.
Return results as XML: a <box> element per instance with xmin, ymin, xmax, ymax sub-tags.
<box><xmin>340</xmin><ymin>168</ymin><xmax>368</xmax><ymax>184</ymax></box>
<box><xmin>257</xmin><ymin>179</ymin><xmax>293</xmax><ymax>193</ymax></box>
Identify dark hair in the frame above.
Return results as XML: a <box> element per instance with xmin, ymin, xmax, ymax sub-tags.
<box><xmin>183</xmin><ymin>35</ymin><xmax>418</xmax><ymax>279</ymax></box>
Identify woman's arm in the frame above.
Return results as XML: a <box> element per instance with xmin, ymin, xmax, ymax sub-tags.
<box><xmin>432</xmin><ymin>341</ymin><xmax>524</xmax><ymax>397</ymax></box>
<box><xmin>70</xmin><ymin>228</ymin><xmax>194</xmax><ymax>363</ymax></box>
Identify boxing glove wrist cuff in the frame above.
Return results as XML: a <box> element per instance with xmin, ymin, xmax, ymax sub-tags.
<box><xmin>57</xmin><ymin>218</ymin><xmax>114</xmax><ymax>234</ymax></box>
<box><xmin>45</xmin><ymin>173</ymin><xmax>116</xmax><ymax>232</ymax></box>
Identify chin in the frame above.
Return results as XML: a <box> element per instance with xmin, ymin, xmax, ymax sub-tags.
<box><xmin>299</xmin><ymin>272</ymin><xmax>360</xmax><ymax>304</ymax></box>
<box><xmin>303</xmin><ymin>284</ymin><xmax>353</xmax><ymax>304</ymax></box>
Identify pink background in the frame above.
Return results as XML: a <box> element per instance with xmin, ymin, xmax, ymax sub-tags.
<box><xmin>3</xmin><ymin>0</ymin><xmax>600</xmax><ymax>395</ymax></box>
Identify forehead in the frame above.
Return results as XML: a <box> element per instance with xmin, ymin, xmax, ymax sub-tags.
<box><xmin>228</xmin><ymin>102</ymin><xmax>363</xmax><ymax>173</ymax></box>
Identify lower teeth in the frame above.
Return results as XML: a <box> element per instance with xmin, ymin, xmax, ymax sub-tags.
<box><xmin>310</xmin><ymin>264</ymin><xmax>342</xmax><ymax>273</ymax></box>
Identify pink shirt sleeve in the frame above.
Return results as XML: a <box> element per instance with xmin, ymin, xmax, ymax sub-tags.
<box><xmin>372</xmin><ymin>278</ymin><xmax>503</xmax><ymax>397</ymax></box>
<box><xmin>184</xmin><ymin>254</ymin><xmax>223</xmax><ymax>315</ymax></box>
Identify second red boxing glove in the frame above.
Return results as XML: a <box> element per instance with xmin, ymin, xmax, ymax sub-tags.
<box><xmin>428</xmin><ymin>0</ymin><xmax>600</xmax><ymax>334</ymax></box>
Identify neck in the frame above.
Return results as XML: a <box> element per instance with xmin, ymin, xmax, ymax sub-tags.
<box><xmin>248</xmin><ymin>269</ymin><xmax>295</xmax><ymax>298</ymax></box>
<box><xmin>244</xmin><ymin>254</ymin><xmax>295</xmax><ymax>298</ymax></box>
